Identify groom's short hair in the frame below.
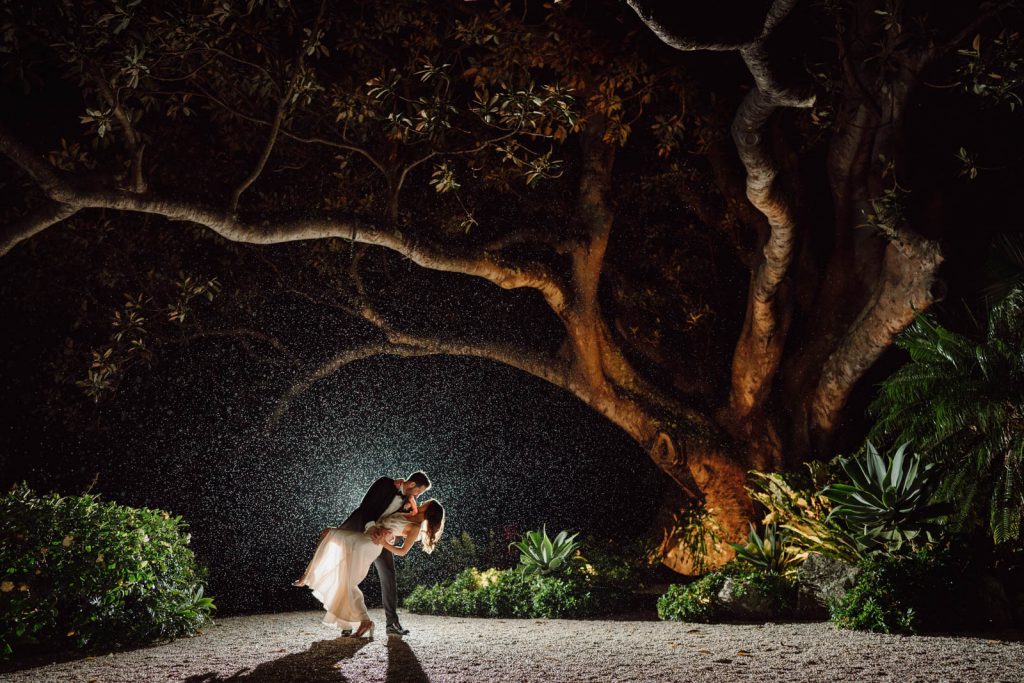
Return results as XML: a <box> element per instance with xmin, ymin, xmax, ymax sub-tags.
<box><xmin>407</xmin><ymin>471</ymin><xmax>431</xmax><ymax>490</ymax></box>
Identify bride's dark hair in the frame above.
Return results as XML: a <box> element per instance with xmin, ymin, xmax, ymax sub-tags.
<box><xmin>419</xmin><ymin>499</ymin><xmax>445</xmax><ymax>554</ymax></box>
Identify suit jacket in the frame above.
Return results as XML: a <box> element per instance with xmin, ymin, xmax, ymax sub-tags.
<box><xmin>339</xmin><ymin>476</ymin><xmax>404</xmax><ymax>532</ymax></box>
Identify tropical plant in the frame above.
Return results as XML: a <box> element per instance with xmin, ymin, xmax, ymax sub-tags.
<box><xmin>822</xmin><ymin>442</ymin><xmax>949</xmax><ymax>555</ymax></box>
<box><xmin>659</xmin><ymin>501</ymin><xmax>726</xmax><ymax>575</ymax></box>
<box><xmin>0</xmin><ymin>484</ymin><xmax>214</xmax><ymax>659</ymax></box>
<box><xmin>870</xmin><ymin>294</ymin><xmax>1024</xmax><ymax>546</ymax></box>
<box><xmin>747</xmin><ymin>470</ymin><xmax>860</xmax><ymax>563</ymax></box>
<box><xmin>729</xmin><ymin>523</ymin><xmax>802</xmax><ymax>576</ymax></box>
<box><xmin>509</xmin><ymin>526</ymin><xmax>582</xmax><ymax>576</ymax></box>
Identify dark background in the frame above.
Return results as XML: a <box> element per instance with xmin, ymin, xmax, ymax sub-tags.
<box><xmin>3</xmin><ymin>0</ymin><xmax>1021</xmax><ymax>616</ymax></box>
<box><xmin>0</xmin><ymin>323</ymin><xmax>667</xmax><ymax>613</ymax></box>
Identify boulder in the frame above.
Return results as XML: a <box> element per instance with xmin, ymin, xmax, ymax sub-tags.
<box><xmin>716</xmin><ymin>576</ymin><xmax>777</xmax><ymax>621</ymax></box>
<box><xmin>796</xmin><ymin>552</ymin><xmax>860</xmax><ymax>618</ymax></box>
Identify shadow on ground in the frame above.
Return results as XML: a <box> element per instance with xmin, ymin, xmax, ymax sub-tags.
<box><xmin>182</xmin><ymin>635</ymin><xmax>428</xmax><ymax>683</ymax></box>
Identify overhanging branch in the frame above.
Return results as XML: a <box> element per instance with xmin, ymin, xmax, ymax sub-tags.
<box><xmin>0</xmin><ymin>200</ymin><xmax>79</xmax><ymax>256</ymax></box>
<box><xmin>268</xmin><ymin>336</ymin><xmax>568</xmax><ymax>427</ymax></box>
<box><xmin>0</xmin><ymin>124</ymin><xmax>567</xmax><ymax>311</ymax></box>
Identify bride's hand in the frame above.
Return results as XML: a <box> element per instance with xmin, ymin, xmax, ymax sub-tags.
<box><xmin>368</xmin><ymin>526</ymin><xmax>394</xmax><ymax>545</ymax></box>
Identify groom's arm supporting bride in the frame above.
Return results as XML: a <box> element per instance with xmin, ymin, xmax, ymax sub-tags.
<box><xmin>339</xmin><ymin>471</ymin><xmax>432</xmax><ymax>635</ymax></box>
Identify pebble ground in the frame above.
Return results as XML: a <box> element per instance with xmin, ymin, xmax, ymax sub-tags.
<box><xmin>2</xmin><ymin>610</ymin><xmax>1021</xmax><ymax>682</ymax></box>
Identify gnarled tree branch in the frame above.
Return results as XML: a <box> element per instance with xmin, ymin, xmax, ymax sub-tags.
<box><xmin>629</xmin><ymin>0</ymin><xmax>811</xmax><ymax>424</ymax></box>
<box><xmin>0</xmin><ymin>200</ymin><xmax>79</xmax><ymax>256</ymax></box>
<box><xmin>810</xmin><ymin>231</ymin><xmax>943</xmax><ymax>444</ymax></box>
<box><xmin>228</xmin><ymin>0</ymin><xmax>327</xmax><ymax>212</ymax></box>
<box><xmin>85</xmin><ymin>61</ymin><xmax>147</xmax><ymax>193</ymax></box>
<box><xmin>0</xmin><ymin>124</ymin><xmax>568</xmax><ymax>313</ymax></box>
<box><xmin>269</xmin><ymin>335</ymin><xmax>569</xmax><ymax>427</ymax></box>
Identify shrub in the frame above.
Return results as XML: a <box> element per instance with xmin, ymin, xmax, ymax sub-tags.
<box><xmin>0</xmin><ymin>484</ymin><xmax>214</xmax><ymax>658</ymax></box>
<box><xmin>528</xmin><ymin>572</ymin><xmax>597</xmax><ymax>618</ymax></box>
<box><xmin>404</xmin><ymin>565</ymin><xmax>607</xmax><ymax>619</ymax></box>
<box><xmin>827</xmin><ymin>548</ymin><xmax>1000</xmax><ymax>634</ymax></box>
<box><xmin>404</xmin><ymin>534</ymin><xmax>651</xmax><ymax>619</ymax></box>
<box><xmin>578</xmin><ymin>536</ymin><xmax>657</xmax><ymax>590</ymax></box>
<box><xmin>657</xmin><ymin>573</ymin><xmax>728</xmax><ymax>622</ymax></box>
<box><xmin>657</xmin><ymin>565</ymin><xmax>797</xmax><ymax>623</ymax></box>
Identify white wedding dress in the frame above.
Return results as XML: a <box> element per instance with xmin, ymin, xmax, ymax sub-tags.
<box><xmin>297</xmin><ymin>512</ymin><xmax>412</xmax><ymax>629</ymax></box>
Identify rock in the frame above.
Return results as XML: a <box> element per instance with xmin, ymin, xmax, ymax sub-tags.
<box><xmin>716</xmin><ymin>577</ymin><xmax>777</xmax><ymax>621</ymax></box>
<box><xmin>796</xmin><ymin>553</ymin><xmax>860</xmax><ymax>618</ymax></box>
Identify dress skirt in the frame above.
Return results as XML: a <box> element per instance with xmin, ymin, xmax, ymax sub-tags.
<box><xmin>298</xmin><ymin>528</ymin><xmax>384</xmax><ymax>629</ymax></box>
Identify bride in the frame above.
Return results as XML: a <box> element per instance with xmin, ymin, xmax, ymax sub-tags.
<box><xmin>293</xmin><ymin>499</ymin><xmax>446</xmax><ymax>638</ymax></box>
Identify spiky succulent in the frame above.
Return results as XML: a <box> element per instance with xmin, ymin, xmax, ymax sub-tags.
<box><xmin>510</xmin><ymin>526</ymin><xmax>582</xmax><ymax>575</ymax></box>
<box><xmin>823</xmin><ymin>441</ymin><xmax>949</xmax><ymax>555</ymax></box>
<box><xmin>730</xmin><ymin>523</ymin><xmax>802</xmax><ymax>576</ymax></box>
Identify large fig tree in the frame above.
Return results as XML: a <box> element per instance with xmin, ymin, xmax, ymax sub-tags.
<box><xmin>1</xmin><ymin>0</ymin><xmax>1018</xmax><ymax>571</ymax></box>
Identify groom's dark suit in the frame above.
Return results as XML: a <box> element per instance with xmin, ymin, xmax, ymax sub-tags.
<box><xmin>339</xmin><ymin>476</ymin><xmax>405</xmax><ymax>628</ymax></box>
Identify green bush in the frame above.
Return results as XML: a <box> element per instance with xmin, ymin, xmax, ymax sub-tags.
<box><xmin>826</xmin><ymin>548</ymin><xmax>1008</xmax><ymax>634</ymax></box>
<box><xmin>404</xmin><ymin>533</ymin><xmax>648</xmax><ymax>619</ymax></box>
<box><xmin>657</xmin><ymin>573</ymin><xmax>728</xmax><ymax>622</ymax></box>
<box><xmin>0</xmin><ymin>484</ymin><xmax>214</xmax><ymax>658</ymax></box>
<box><xmin>657</xmin><ymin>565</ymin><xmax>797</xmax><ymax>623</ymax></box>
<box><xmin>578</xmin><ymin>536</ymin><xmax>657</xmax><ymax>590</ymax></box>
<box><xmin>404</xmin><ymin>565</ymin><xmax>611</xmax><ymax>619</ymax></box>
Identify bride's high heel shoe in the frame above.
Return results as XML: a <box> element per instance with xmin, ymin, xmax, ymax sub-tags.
<box><xmin>353</xmin><ymin>620</ymin><xmax>375</xmax><ymax>638</ymax></box>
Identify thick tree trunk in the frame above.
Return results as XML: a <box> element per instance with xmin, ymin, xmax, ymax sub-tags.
<box><xmin>560</xmin><ymin>376</ymin><xmax>754</xmax><ymax>574</ymax></box>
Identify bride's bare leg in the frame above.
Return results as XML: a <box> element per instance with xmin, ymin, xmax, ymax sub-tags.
<box><xmin>352</xmin><ymin>619</ymin><xmax>374</xmax><ymax>638</ymax></box>
<box><xmin>292</xmin><ymin>528</ymin><xmax>334</xmax><ymax>587</ymax></box>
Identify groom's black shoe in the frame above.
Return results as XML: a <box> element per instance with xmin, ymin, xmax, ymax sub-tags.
<box><xmin>386</xmin><ymin>623</ymin><xmax>410</xmax><ymax>636</ymax></box>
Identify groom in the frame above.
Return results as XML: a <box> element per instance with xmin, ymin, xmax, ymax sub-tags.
<box><xmin>338</xmin><ymin>470</ymin><xmax>431</xmax><ymax>636</ymax></box>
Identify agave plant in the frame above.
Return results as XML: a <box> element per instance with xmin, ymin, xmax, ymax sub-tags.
<box><xmin>869</xmin><ymin>288</ymin><xmax>1024</xmax><ymax>545</ymax></box>
<box><xmin>729</xmin><ymin>523</ymin><xmax>802</xmax><ymax>576</ymax></box>
<box><xmin>510</xmin><ymin>526</ymin><xmax>582</xmax><ymax>575</ymax></box>
<box><xmin>822</xmin><ymin>442</ymin><xmax>950</xmax><ymax>555</ymax></box>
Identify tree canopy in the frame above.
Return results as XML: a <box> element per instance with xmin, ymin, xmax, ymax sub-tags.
<box><xmin>2</xmin><ymin>0</ymin><xmax>1022</xmax><ymax>569</ymax></box>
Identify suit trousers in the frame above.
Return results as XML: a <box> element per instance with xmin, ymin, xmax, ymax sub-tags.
<box><xmin>373</xmin><ymin>550</ymin><xmax>399</xmax><ymax>626</ymax></box>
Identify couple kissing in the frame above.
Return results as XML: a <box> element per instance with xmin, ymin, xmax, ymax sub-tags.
<box><xmin>293</xmin><ymin>471</ymin><xmax>446</xmax><ymax>638</ymax></box>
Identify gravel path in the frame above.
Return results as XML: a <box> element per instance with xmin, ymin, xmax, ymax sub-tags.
<box><xmin>2</xmin><ymin>610</ymin><xmax>1021</xmax><ymax>682</ymax></box>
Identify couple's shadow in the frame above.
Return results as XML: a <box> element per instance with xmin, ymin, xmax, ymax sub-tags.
<box><xmin>184</xmin><ymin>635</ymin><xmax>427</xmax><ymax>683</ymax></box>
